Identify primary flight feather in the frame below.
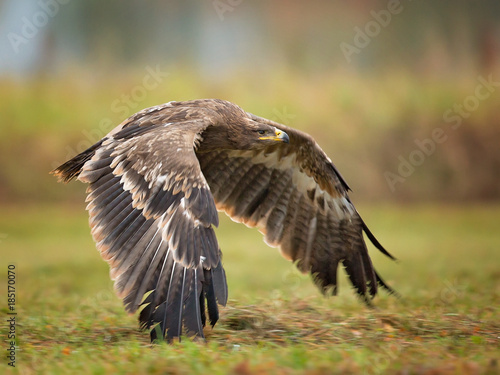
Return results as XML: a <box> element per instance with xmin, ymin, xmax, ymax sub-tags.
<box><xmin>52</xmin><ymin>99</ymin><xmax>396</xmax><ymax>342</ymax></box>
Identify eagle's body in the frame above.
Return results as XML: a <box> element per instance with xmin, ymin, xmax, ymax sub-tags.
<box><xmin>52</xmin><ymin>99</ymin><xmax>396</xmax><ymax>342</ymax></box>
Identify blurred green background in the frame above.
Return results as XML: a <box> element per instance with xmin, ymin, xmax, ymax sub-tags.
<box><xmin>1</xmin><ymin>1</ymin><xmax>500</xmax><ymax>374</ymax></box>
<box><xmin>0</xmin><ymin>0</ymin><xmax>499</xmax><ymax>203</ymax></box>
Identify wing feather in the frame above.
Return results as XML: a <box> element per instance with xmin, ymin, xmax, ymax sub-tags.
<box><xmin>198</xmin><ymin>113</ymin><xmax>395</xmax><ymax>301</ymax></box>
<box><xmin>264</xmin><ymin>174</ymin><xmax>295</xmax><ymax>244</ymax></box>
<box><xmin>52</xmin><ymin>99</ymin><xmax>394</xmax><ymax>344</ymax></box>
<box><xmin>53</xmin><ymin>102</ymin><xmax>229</xmax><ymax>341</ymax></box>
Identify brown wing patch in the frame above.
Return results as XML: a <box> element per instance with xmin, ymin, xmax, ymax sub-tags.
<box><xmin>197</xmin><ymin>127</ymin><xmax>392</xmax><ymax>301</ymax></box>
<box><xmin>70</xmin><ymin>108</ymin><xmax>230</xmax><ymax>340</ymax></box>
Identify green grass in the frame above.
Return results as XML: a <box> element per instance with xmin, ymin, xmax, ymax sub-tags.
<box><xmin>1</xmin><ymin>203</ymin><xmax>499</xmax><ymax>374</ymax></box>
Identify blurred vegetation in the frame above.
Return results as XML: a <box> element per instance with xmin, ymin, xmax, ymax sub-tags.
<box><xmin>0</xmin><ymin>1</ymin><xmax>499</xmax><ymax>203</ymax></box>
<box><xmin>1</xmin><ymin>67</ymin><xmax>499</xmax><ymax>203</ymax></box>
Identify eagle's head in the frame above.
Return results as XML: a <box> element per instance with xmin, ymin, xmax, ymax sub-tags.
<box><xmin>197</xmin><ymin>100</ymin><xmax>289</xmax><ymax>152</ymax></box>
<box><xmin>228</xmin><ymin>120</ymin><xmax>289</xmax><ymax>151</ymax></box>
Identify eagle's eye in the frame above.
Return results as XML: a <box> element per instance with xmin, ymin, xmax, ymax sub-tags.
<box><xmin>258</xmin><ymin>130</ymin><xmax>266</xmax><ymax>135</ymax></box>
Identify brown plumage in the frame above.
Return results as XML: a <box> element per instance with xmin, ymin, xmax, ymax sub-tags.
<box><xmin>52</xmin><ymin>99</ymin><xmax>397</xmax><ymax>342</ymax></box>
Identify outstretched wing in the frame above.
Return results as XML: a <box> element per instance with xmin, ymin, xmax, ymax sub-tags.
<box><xmin>197</xmin><ymin>113</ymin><xmax>396</xmax><ymax>302</ymax></box>
<box><xmin>52</xmin><ymin>104</ymin><xmax>228</xmax><ymax>341</ymax></box>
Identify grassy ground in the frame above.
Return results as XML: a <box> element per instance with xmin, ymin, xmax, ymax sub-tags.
<box><xmin>0</xmin><ymin>203</ymin><xmax>499</xmax><ymax>374</ymax></box>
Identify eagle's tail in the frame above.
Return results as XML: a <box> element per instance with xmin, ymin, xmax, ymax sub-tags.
<box><xmin>139</xmin><ymin>258</ymin><xmax>228</xmax><ymax>343</ymax></box>
<box><xmin>50</xmin><ymin>139</ymin><xmax>104</xmax><ymax>183</ymax></box>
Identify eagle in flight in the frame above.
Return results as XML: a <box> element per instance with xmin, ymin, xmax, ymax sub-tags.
<box><xmin>52</xmin><ymin>99</ymin><xmax>396</xmax><ymax>342</ymax></box>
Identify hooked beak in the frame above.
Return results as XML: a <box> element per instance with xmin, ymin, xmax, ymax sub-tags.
<box><xmin>259</xmin><ymin>128</ymin><xmax>290</xmax><ymax>144</ymax></box>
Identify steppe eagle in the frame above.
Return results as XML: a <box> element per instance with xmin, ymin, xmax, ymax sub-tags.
<box><xmin>52</xmin><ymin>99</ymin><xmax>396</xmax><ymax>342</ymax></box>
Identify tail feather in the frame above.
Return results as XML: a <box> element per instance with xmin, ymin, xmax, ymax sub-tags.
<box><xmin>144</xmin><ymin>257</ymin><xmax>228</xmax><ymax>342</ymax></box>
<box><xmin>375</xmin><ymin>270</ymin><xmax>400</xmax><ymax>298</ymax></box>
<box><xmin>361</xmin><ymin>217</ymin><xmax>397</xmax><ymax>261</ymax></box>
<box><xmin>342</xmin><ymin>252</ymin><xmax>372</xmax><ymax>306</ymax></box>
<box><xmin>211</xmin><ymin>259</ymin><xmax>228</xmax><ymax>306</ymax></box>
<box><xmin>203</xmin><ymin>268</ymin><xmax>220</xmax><ymax>327</ymax></box>
<box><xmin>338</xmin><ymin>214</ymin><xmax>396</xmax><ymax>305</ymax></box>
<box><xmin>51</xmin><ymin>139</ymin><xmax>104</xmax><ymax>182</ymax></box>
<box><xmin>159</xmin><ymin>263</ymin><xmax>184</xmax><ymax>341</ymax></box>
<box><xmin>174</xmin><ymin>268</ymin><xmax>188</xmax><ymax>340</ymax></box>
<box><xmin>183</xmin><ymin>270</ymin><xmax>205</xmax><ymax>337</ymax></box>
